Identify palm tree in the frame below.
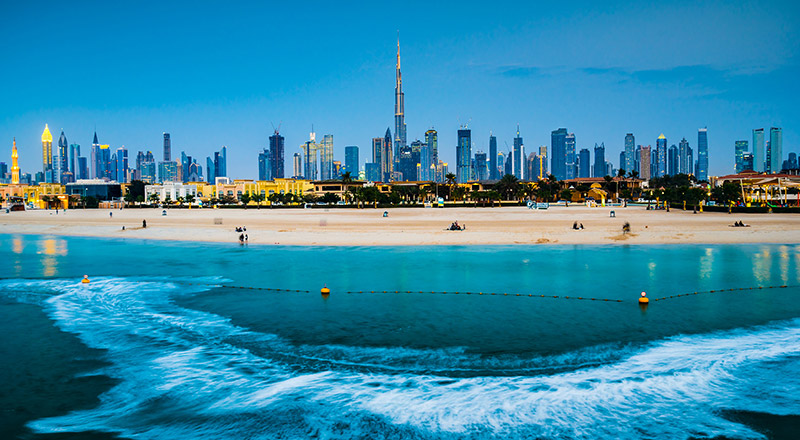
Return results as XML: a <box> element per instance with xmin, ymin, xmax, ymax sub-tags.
<box><xmin>495</xmin><ymin>174</ymin><xmax>520</xmax><ymax>201</ymax></box>
<box><xmin>341</xmin><ymin>171</ymin><xmax>353</xmax><ymax>184</ymax></box>
<box><xmin>251</xmin><ymin>193</ymin><xmax>264</xmax><ymax>209</ymax></box>
<box><xmin>176</xmin><ymin>196</ymin><xmax>185</xmax><ymax>207</ymax></box>
<box><xmin>148</xmin><ymin>193</ymin><xmax>160</xmax><ymax>205</ymax></box>
<box><xmin>240</xmin><ymin>193</ymin><xmax>251</xmax><ymax>209</ymax></box>
<box><xmin>185</xmin><ymin>194</ymin><xmax>196</xmax><ymax>206</ymax></box>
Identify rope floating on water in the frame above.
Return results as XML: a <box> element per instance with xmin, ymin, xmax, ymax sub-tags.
<box><xmin>651</xmin><ymin>284</ymin><xmax>797</xmax><ymax>302</ymax></box>
<box><xmin>341</xmin><ymin>289</ymin><xmax>625</xmax><ymax>302</ymax></box>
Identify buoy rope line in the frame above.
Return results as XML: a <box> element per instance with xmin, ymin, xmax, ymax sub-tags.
<box><xmin>342</xmin><ymin>290</ymin><xmax>625</xmax><ymax>302</ymax></box>
<box><xmin>650</xmin><ymin>284</ymin><xmax>800</xmax><ymax>302</ymax></box>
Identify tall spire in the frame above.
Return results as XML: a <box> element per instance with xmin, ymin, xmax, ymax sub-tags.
<box><xmin>11</xmin><ymin>137</ymin><xmax>20</xmax><ymax>185</ymax></box>
<box><xmin>394</xmin><ymin>32</ymin><xmax>406</xmax><ymax>156</ymax></box>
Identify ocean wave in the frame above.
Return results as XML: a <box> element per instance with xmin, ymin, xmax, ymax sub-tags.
<box><xmin>2</xmin><ymin>278</ymin><xmax>797</xmax><ymax>439</ymax></box>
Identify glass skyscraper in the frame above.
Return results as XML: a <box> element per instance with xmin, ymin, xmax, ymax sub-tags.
<box><xmin>769</xmin><ymin>127</ymin><xmax>782</xmax><ymax>173</ymax></box>
<box><xmin>578</xmin><ymin>148</ymin><xmax>590</xmax><ymax>178</ymax></box>
<box><xmin>593</xmin><ymin>143</ymin><xmax>605</xmax><ymax>178</ymax></box>
<box><xmin>344</xmin><ymin>146</ymin><xmax>359</xmax><ymax>176</ymax></box>
<box><xmin>656</xmin><ymin>134</ymin><xmax>667</xmax><ymax>177</ymax></box>
<box><xmin>752</xmin><ymin>128</ymin><xmax>765</xmax><ymax>172</ymax></box>
<box><xmin>269</xmin><ymin>131</ymin><xmax>285</xmax><ymax>179</ymax></box>
<box><xmin>624</xmin><ymin>133</ymin><xmax>635</xmax><ymax>175</ymax></box>
<box><xmin>734</xmin><ymin>140</ymin><xmax>749</xmax><ymax>173</ymax></box>
<box><xmin>489</xmin><ymin>134</ymin><xmax>498</xmax><ymax>180</ymax></box>
<box><xmin>697</xmin><ymin>128</ymin><xmax>708</xmax><ymax>182</ymax></box>
<box><xmin>456</xmin><ymin>128</ymin><xmax>471</xmax><ymax>183</ymax></box>
<box><xmin>565</xmin><ymin>133</ymin><xmax>576</xmax><ymax>180</ymax></box>
<box><xmin>513</xmin><ymin>126</ymin><xmax>523</xmax><ymax>179</ymax></box>
<box><xmin>551</xmin><ymin>128</ymin><xmax>568</xmax><ymax>181</ymax></box>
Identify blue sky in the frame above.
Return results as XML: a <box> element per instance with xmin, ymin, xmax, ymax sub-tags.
<box><xmin>1</xmin><ymin>0</ymin><xmax>798</xmax><ymax>178</ymax></box>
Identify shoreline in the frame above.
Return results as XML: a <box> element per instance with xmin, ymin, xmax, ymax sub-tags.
<box><xmin>2</xmin><ymin>205</ymin><xmax>799</xmax><ymax>246</ymax></box>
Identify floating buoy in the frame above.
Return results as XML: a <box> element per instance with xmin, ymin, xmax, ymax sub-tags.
<box><xmin>81</xmin><ymin>275</ymin><xmax>90</xmax><ymax>284</ymax></box>
<box><xmin>639</xmin><ymin>291</ymin><xmax>649</xmax><ymax>304</ymax></box>
<box><xmin>321</xmin><ymin>285</ymin><xmax>331</xmax><ymax>296</ymax></box>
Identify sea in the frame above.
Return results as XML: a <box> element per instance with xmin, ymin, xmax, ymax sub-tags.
<box><xmin>1</xmin><ymin>234</ymin><xmax>799</xmax><ymax>439</ymax></box>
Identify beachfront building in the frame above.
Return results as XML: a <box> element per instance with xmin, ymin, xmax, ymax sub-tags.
<box><xmin>144</xmin><ymin>182</ymin><xmax>197</xmax><ymax>203</ymax></box>
<box><xmin>66</xmin><ymin>179</ymin><xmax>122</xmax><ymax>202</ymax></box>
<box><xmin>212</xmin><ymin>178</ymin><xmax>314</xmax><ymax>203</ymax></box>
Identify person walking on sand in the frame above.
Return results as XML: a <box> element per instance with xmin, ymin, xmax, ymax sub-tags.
<box><xmin>142</xmin><ymin>220</ymin><xmax>147</xmax><ymax>228</ymax></box>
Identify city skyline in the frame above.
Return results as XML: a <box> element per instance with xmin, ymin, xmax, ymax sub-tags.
<box><xmin>2</xmin><ymin>1</ymin><xmax>798</xmax><ymax>179</ymax></box>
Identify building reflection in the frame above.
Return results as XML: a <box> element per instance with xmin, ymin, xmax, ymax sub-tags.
<box><xmin>38</xmin><ymin>237</ymin><xmax>68</xmax><ymax>277</ymax></box>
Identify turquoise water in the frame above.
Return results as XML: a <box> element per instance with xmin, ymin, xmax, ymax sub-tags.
<box><xmin>1</xmin><ymin>234</ymin><xmax>799</xmax><ymax>439</ymax></box>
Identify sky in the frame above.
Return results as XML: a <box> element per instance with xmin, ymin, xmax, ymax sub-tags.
<box><xmin>1</xmin><ymin>0</ymin><xmax>798</xmax><ymax>179</ymax></box>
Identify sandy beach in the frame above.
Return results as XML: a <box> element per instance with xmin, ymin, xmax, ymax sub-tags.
<box><xmin>1</xmin><ymin>205</ymin><xmax>798</xmax><ymax>246</ymax></box>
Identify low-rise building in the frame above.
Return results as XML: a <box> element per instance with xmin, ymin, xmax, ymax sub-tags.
<box><xmin>144</xmin><ymin>182</ymin><xmax>198</xmax><ymax>203</ymax></box>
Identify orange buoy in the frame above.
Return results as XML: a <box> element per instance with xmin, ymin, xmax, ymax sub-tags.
<box><xmin>81</xmin><ymin>275</ymin><xmax>90</xmax><ymax>284</ymax></box>
<box><xmin>638</xmin><ymin>291</ymin><xmax>649</xmax><ymax>304</ymax></box>
<box><xmin>321</xmin><ymin>285</ymin><xmax>331</xmax><ymax>296</ymax></box>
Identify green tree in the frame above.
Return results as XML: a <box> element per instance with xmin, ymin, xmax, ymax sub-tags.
<box><xmin>240</xmin><ymin>193</ymin><xmax>251</xmax><ymax>208</ymax></box>
<box><xmin>251</xmin><ymin>193</ymin><xmax>264</xmax><ymax>208</ymax></box>
<box><xmin>494</xmin><ymin>174</ymin><xmax>520</xmax><ymax>201</ymax></box>
<box><xmin>321</xmin><ymin>192</ymin><xmax>341</xmax><ymax>205</ymax></box>
<box><xmin>185</xmin><ymin>194</ymin><xmax>196</xmax><ymax>205</ymax></box>
<box><xmin>148</xmin><ymin>193</ymin><xmax>160</xmax><ymax>205</ymax></box>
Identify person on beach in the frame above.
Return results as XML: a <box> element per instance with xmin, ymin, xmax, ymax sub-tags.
<box><xmin>109</xmin><ymin>212</ymin><xmax>113</xmax><ymax>218</ymax></box>
<box><xmin>239</xmin><ymin>233</ymin><xmax>244</xmax><ymax>244</ymax></box>
<box><xmin>142</xmin><ymin>220</ymin><xmax>147</xmax><ymax>228</ymax></box>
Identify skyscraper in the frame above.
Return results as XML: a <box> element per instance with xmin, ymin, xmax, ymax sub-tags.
<box><xmin>163</xmin><ymin>132</ymin><xmax>171</xmax><ymax>162</ymax></box>
<box><xmin>41</xmin><ymin>124</ymin><xmax>53</xmax><ymax>182</ymax></box>
<box><xmin>734</xmin><ymin>140</ymin><xmax>749</xmax><ymax>173</ymax></box>
<box><xmin>538</xmin><ymin>146</ymin><xmax>548</xmax><ymax>178</ymax></box>
<box><xmin>269</xmin><ymin>130</ymin><xmax>285</xmax><ymax>179</ymax></box>
<box><xmin>394</xmin><ymin>38</ymin><xmax>406</xmax><ymax>156</ymax></box>
<box><xmin>91</xmin><ymin>131</ymin><xmax>100</xmax><ymax>178</ymax></box>
<box><xmin>770</xmin><ymin>127</ymin><xmax>783</xmax><ymax>173</ymax></box>
<box><xmin>398</xmin><ymin>145</ymin><xmax>416</xmax><ymax>181</ymax></box>
<box><xmin>292</xmin><ymin>153</ymin><xmax>302</xmax><ymax>178</ymax></box>
<box><xmin>383</xmin><ymin>128</ymin><xmax>393</xmax><ymax>181</ymax></box>
<box><xmin>752</xmin><ymin>128</ymin><xmax>765</xmax><ymax>172</ymax></box>
<box><xmin>578</xmin><ymin>148</ymin><xmax>590</xmax><ymax>178</ymax></box>
<box><xmin>697</xmin><ymin>128</ymin><xmax>708</xmax><ymax>182</ymax></box>
<box><xmin>565</xmin><ymin>133</ymin><xmax>576</xmax><ymax>179</ymax></box>
<box><xmin>639</xmin><ymin>146</ymin><xmax>652</xmax><ymax>180</ymax></box>
<box><xmin>668</xmin><ymin>145</ymin><xmax>678</xmax><ymax>176</ymax></box>
<box><xmin>513</xmin><ymin>126</ymin><xmax>523</xmax><ymax>179</ymax></box>
<box><xmin>656</xmin><ymin>134</ymin><xmax>667</xmax><ymax>177</ymax></box>
<box><xmin>474</xmin><ymin>151</ymin><xmax>488</xmax><ymax>181</ymax></box>
<box><xmin>489</xmin><ymin>133</ymin><xmax>498</xmax><ymax>180</ymax></box>
<box><xmin>624</xmin><ymin>133</ymin><xmax>635</xmax><ymax>174</ymax></box>
<box><xmin>344</xmin><ymin>146</ymin><xmax>359</xmax><ymax>176</ymax></box>
<box><xmin>456</xmin><ymin>127</ymin><xmax>471</xmax><ymax>183</ymax></box>
<box><xmin>551</xmin><ymin>128</ymin><xmax>568</xmax><ymax>180</ymax></box>
<box><xmin>420</xmin><ymin>141</ymin><xmax>432</xmax><ymax>181</ymax></box>
<box><xmin>302</xmin><ymin>131</ymin><xmax>318</xmax><ymax>180</ymax></box>
<box><xmin>319</xmin><ymin>134</ymin><xmax>334</xmax><ymax>180</ymax></box>
<box><xmin>678</xmin><ymin>138</ymin><xmax>690</xmax><ymax>175</ymax></box>
<box><xmin>57</xmin><ymin>130</ymin><xmax>69</xmax><ymax>183</ymax></box>
<box><xmin>258</xmin><ymin>149</ymin><xmax>271</xmax><ymax>180</ymax></box>
<box><xmin>115</xmin><ymin>147</ymin><xmax>128</xmax><ymax>183</ymax></box>
<box><xmin>69</xmin><ymin>143</ymin><xmax>80</xmax><ymax>179</ymax></box>
<box><xmin>593</xmin><ymin>143</ymin><xmax>605</xmax><ymax>178</ymax></box>
<box><xmin>206</xmin><ymin>156</ymin><xmax>215</xmax><ymax>183</ymax></box>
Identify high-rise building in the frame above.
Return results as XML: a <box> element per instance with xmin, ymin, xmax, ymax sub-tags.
<box><xmin>668</xmin><ymin>145</ymin><xmax>678</xmax><ymax>176</ymax></box>
<box><xmin>302</xmin><ymin>131</ymin><xmax>318</xmax><ymax>180</ymax></box>
<box><xmin>215</xmin><ymin>146</ymin><xmax>227</xmax><ymax>178</ymax></box>
<box><xmin>258</xmin><ymin>149</ymin><xmax>271</xmax><ymax>180</ymax></box>
<box><xmin>513</xmin><ymin>126</ymin><xmax>524</xmax><ymax>179</ymax></box>
<box><xmin>788</xmin><ymin>152</ymin><xmax>798</xmax><ymax>170</ymax></box>
<box><xmin>735</xmin><ymin>140</ymin><xmax>749</xmax><ymax>173</ymax></box>
<box><xmin>292</xmin><ymin>153</ymin><xmax>302</xmax><ymax>178</ymax></box>
<box><xmin>678</xmin><ymin>138</ymin><xmax>690</xmax><ymax>175</ymax></box>
<box><xmin>420</xmin><ymin>141</ymin><xmax>432</xmax><ymax>181</ymax></box>
<box><xmin>752</xmin><ymin>128</ymin><xmax>765</xmax><ymax>172</ymax></box>
<box><xmin>425</xmin><ymin>129</ymin><xmax>438</xmax><ymax>164</ymax></box>
<box><xmin>656</xmin><ymin>134</ymin><xmax>667</xmax><ymax>177</ymax></box>
<box><xmin>137</xmin><ymin>151</ymin><xmax>156</xmax><ymax>183</ymax></box>
<box><xmin>593</xmin><ymin>143</ymin><xmax>605</xmax><ymax>178</ymax></box>
<box><xmin>551</xmin><ymin>128</ymin><xmax>568</xmax><ymax>180</ymax></box>
<box><xmin>69</xmin><ymin>143</ymin><xmax>80</xmax><ymax>178</ymax></box>
<box><xmin>319</xmin><ymin>134</ymin><xmax>334</xmax><ymax>180</ymax></box>
<box><xmin>624</xmin><ymin>133</ymin><xmax>635</xmax><ymax>175</ymax></box>
<box><xmin>697</xmin><ymin>128</ymin><xmax>708</xmax><ymax>181</ymax></box>
<box><xmin>742</xmin><ymin>152</ymin><xmax>754</xmax><ymax>172</ymax></box>
<box><xmin>11</xmin><ymin>138</ymin><xmax>20</xmax><ymax>185</ymax></box>
<box><xmin>99</xmin><ymin>145</ymin><xmax>112</xmax><ymax>180</ymax></box>
<box><xmin>538</xmin><ymin>146</ymin><xmax>548</xmax><ymax>178</ymax></box>
<box><xmin>474</xmin><ymin>151</ymin><xmax>488</xmax><ymax>181</ymax></box>
<box><xmin>41</xmin><ymin>124</ymin><xmax>53</xmax><ymax>182</ymax></box>
<box><xmin>397</xmin><ymin>145</ymin><xmax>416</xmax><ymax>181</ymax></box>
<box><xmin>639</xmin><ymin>146</ymin><xmax>652</xmax><ymax>180</ymax></box>
<box><xmin>91</xmin><ymin>131</ymin><xmax>100</xmax><ymax>178</ymax></box>
<box><xmin>269</xmin><ymin>130</ymin><xmax>285</xmax><ymax>179</ymax></box>
<box><xmin>365</xmin><ymin>163</ymin><xmax>381</xmax><ymax>182</ymax></box>
<box><xmin>394</xmin><ymin>38</ymin><xmax>407</xmax><ymax>157</ymax></box>
<box><xmin>344</xmin><ymin>146</ymin><xmax>359</xmax><ymax>176</ymax></box>
<box><xmin>578</xmin><ymin>148</ymin><xmax>590</xmax><ymax>178</ymax></box>
<box><xmin>456</xmin><ymin>128</ymin><xmax>472</xmax><ymax>183</ymax></box>
<box><xmin>206</xmin><ymin>156</ymin><xmax>215</xmax><ymax>183</ymax></box>
<box><xmin>497</xmin><ymin>152</ymin><xmax>505</xmax><ymax>178</ymax></box>
<box><xmin>163</xmin><ymin>133</ymin><xmax>171</xmax><ymax>162</ymax></box>
<box><xmin>769</xmin><ymin>127</ymin><xmax>782</xmax><ymax>174</ymax></box>
<box><xmin>158</xmin><ymin>161</ymin><xmax>177</xmax><ymax>183</ymax></box>
<box><xmin>113</xmin><ymin>147</ymin><xmax>127</xmax><ymax>182</ymax></box>
<box><xmin>565</xmin><ymin>133</ymin><xmax>576</xmax><ymax>179</ymax></box>
<box><xmin>57</xmin><ymin>130</ymin><xmax>69</xmax><ymax>183</ymax></box>
<box><xmin>489</xmin><ymin>134</ymin><xmax>498</xmax><ymax>180</ymax></box>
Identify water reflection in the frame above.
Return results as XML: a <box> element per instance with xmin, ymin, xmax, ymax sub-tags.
<box><xmin>698</xmin><ymin>247</ymin><xmax>714</xmax><ymax>279</ymax></box>
<box><xmin>752</xmin><ymin>248</ymin><xmax>771</xmax><ymax>285</ymax></box>
<box><xmin>38</xmin><ymin>237</ymin><xmax>68</xmax><ymax>277</ymax></box>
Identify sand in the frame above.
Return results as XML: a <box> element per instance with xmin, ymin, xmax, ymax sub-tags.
<box><xmin>2</xmin><ymin>204</ymin><xmax>799</xmax><ymax>246</ymax></box>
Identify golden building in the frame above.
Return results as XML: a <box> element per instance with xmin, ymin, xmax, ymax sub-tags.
<box><xmin>11</xmin><ymin>138</ymin><xmax>20</xmax><ymax>185</ymax></box>
<box><xmin>42</xmin><ymin>124</ymin><xmax>53</xmax><ymax>176</ymax></box>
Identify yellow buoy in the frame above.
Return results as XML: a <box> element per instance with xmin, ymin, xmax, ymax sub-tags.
<box><xmin>321</xmin><ymin>285</ymin><xmax>331</xmax><ymax>296</ymax></box>
<box><xmin>638</xmin><ymin>291</ymin><xmax>649</xmax><ymax>304</ymax></box>
<box><xmin>81</xmin><ymin>275</ymin><xmax>90</xmax><ymax>284</ymax></box>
